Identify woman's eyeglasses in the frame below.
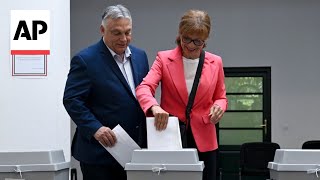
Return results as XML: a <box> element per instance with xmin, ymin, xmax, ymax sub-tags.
<box><xmin>181</xmin><ymin>36</ymin><xmax>205</xmax><ymax>46</ymax></box>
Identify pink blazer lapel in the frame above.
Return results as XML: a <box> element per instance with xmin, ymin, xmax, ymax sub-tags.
<box><xmin>166</xmin><ymin>48</ymin><xmax>188</xmax><ymax>106</ymax></box>
<box><xmin>193</xmin><ymin>55</ymin><xmax>216</xmax><ymax>106</ymax></box>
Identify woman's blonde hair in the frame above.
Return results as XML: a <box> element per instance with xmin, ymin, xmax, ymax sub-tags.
<box><xmin>176</xmin><ymin>10</ymin><xmax>211</xmax><ymax>46</ymax></box>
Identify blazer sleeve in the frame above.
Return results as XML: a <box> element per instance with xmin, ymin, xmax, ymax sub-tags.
<box><xmin>63</xmin><ymin>55</ymin><xmax>103</xmax><ymax>140</ymax></box>
<box><xmin>136</xmin><ymin>54</ymin><xmax>163</xmax><ymax>116</ymax></box>
<box><xmin>212</xmin><ymin>57</ymin><xmax>228</xmax><ymax>111</ymax></box>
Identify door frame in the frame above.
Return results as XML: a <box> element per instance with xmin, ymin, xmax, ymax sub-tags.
<box><xmin>217</xmin><ymin>67</ymin><xmax>271</xmax><ymax>180</ymax></box>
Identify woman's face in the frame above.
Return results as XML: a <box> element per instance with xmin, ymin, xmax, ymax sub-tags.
<box><xmin>180</xmin><ymin>33</ymin><xmax>206</xmax><ymax>59</ymax></box>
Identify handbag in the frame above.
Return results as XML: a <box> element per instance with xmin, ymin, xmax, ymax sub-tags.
<box><xmin>180</xmin><ymin>50</ymin><xmax>205</xmax><ymax>147</ymax></box>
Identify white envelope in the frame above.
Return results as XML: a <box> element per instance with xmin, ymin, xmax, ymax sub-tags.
<box><xmin>147</xmin><ymin>116</ymin><xmax>182</xmax><ymax>150</ymax></box>
<box><xmin>99</xmin><ymin>124</ymin><xmax>141</xmax><ymax>167</ymax></box>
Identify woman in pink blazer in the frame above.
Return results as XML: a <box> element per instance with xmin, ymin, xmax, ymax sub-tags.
<box><xmin>136</xmin><ymin>9</ymin><xmax>227</xmax><ymax>180</ymax></box>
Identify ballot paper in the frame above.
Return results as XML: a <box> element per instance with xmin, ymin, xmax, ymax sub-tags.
<box><xmin>147</xmin><ymin>116</ymin><xmax>182</xmax><ymax>150</ymax></box>
<box><xmin>99</xmin><ymin>124</ymin><xmax>140</xmax><ymax>167</ymax></box>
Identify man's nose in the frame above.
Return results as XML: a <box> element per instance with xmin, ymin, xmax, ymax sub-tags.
<box><xmin>119</xmin><ymin>34</ymin><xmax>127</xmax><ymax>41</ymax></box>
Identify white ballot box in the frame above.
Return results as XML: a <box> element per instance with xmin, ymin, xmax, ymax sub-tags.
<box><xmin>0</xmin><ymin>150</ymin><xmax>70</xmax><ymax>180</ymax></box>
<box><xmin>125</xmin><ymin>149</ymin><xmax>204</xmax><ymax>180</ymax></box>
<box><xmin>268</xmin><ymin>149</ymin><xmax>320</xmax><ymax>180</ymax></box>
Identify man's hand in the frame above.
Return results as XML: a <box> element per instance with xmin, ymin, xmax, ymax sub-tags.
<box><xmin>150</xmin><ymin>105</ymin><xmax>169</xmax><ymax>131</ymax></box>
<box><xmin>94</xmin><ymin>126</ymin><xmax>117</xmax><ymax>147</ymax></box>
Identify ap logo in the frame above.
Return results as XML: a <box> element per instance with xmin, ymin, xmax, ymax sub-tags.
<box><xmin>11</xmin><ymin>10</ymin><xmax>50</xmax><ymax>55</ymax></box>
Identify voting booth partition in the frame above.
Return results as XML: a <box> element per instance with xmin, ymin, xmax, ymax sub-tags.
<box><xmin>268</xmin><ymin>149</ymin><xmax>320</xmax><ymax>180</ymax></box>
<box><xmin>0</xmin><ymin>150</ymin><xmax>70</xmax><ymax>180</ymax></box>
<box><xmin>125</xmin><ymin>149</ymin><xmax>204</xmax><ymax>180</ymax></box>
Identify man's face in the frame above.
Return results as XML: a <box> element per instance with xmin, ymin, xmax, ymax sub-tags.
<box><xmin>101</xmin><ymin>18</ymin><xmax>132</xmax><ymax>55</ymax></box>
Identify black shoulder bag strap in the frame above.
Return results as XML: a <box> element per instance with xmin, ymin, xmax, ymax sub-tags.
<box><xmin>181</xmin><ymin>50</ymin><xmax>205</xmax><ymax>147</ymax></box>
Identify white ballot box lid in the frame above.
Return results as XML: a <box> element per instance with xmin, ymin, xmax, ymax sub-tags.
<box><xmin>268</xmin><ymin>149</ymin><xmax>320</xmax><ymax>171</ymax></box>
<box><xmin>0</xmin><ymin>149</ymin><xmax>70</xmax><ymax>172</ymax></box>
<box><xmin>125</xmin><ymin>148</ymin><xmax>204</xmax><ymax>171</ymax></box>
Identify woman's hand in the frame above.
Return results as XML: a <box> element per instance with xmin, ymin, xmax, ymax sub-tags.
<box><xmin>150</xmin><ymin>105</ymin><xmax>169</xmax><ymax>131</ymax></box>
<box><xmin>209</xmin><ymin>104</ymin><xmax>224</xmax><ymax>124</ymax></box>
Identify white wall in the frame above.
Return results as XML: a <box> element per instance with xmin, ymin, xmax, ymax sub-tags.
<box><xmin>71</xmin><ymin>0</ymin><xmax>320</xmax><ymax>149</ymax></box>
<box><xmin>0</xmin><ymin>0</ymin><xmax>71</xmax><ymax>162</ymax></box>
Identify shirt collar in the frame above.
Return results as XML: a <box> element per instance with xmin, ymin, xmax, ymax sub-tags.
<box><xmin>106</xmin><ymin>45</ymin><xmax>131</xmax><ymax>59</ymax></box>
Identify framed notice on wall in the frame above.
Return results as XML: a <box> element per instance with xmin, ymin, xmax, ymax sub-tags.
<box><xmin>11</xmin><ymin>54</ymin><xmax>47</xmax><ymax>76</ymax></box>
